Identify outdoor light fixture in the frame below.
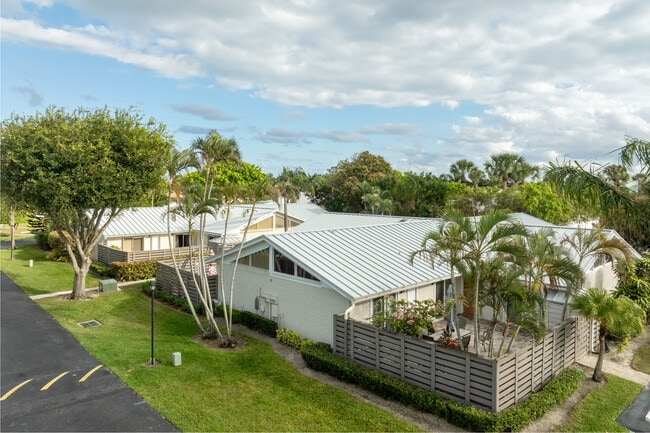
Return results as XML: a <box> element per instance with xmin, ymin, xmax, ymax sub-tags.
<box><xmin>150</xmin><ymin>279</ymin><xmax>155</xmax><ymax>366</ymax></box>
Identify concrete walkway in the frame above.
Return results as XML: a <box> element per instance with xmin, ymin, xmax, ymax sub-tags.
<box><xmin>577</xmin><ymin>351</ymin><xmax>650</xmax><ymax>387</ymax></box>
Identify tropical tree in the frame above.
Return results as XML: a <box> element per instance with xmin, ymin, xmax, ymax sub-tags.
<box><xmin>545</xmin><ymin>135</ymin><xmax>650</xmax><ymax>251</ymax></box>
<box><xmin>0</xmin><ymin>106</ymin><xmax>172</xmax><ymax>299</ymax></box>
<box><xmin>571</xmin><ymin>287</ymin><xmax>644</xmax><ymax>381</ymax></box>
<box><xmin>442</xmin><ymin>211</ymin><xmax>528</xmax><ymax>352</ymax></box>
<box><xmin>560</xmin><ymin>227</ymin><xmax>636</xmax><ymax>320</ymax></box>
<box><xmin>602</xmin><ymin>164</ymin><xmax>630</xmax><ymax>189</ymax></box>
<box><xmin>448</xmin><ymin>159</ymin><xmax>485</xmax><ymax>185</ymax></box>
<box><xmin>484</xmin><ymin>153</ymin><xmax>519</xmax><ymax>189</ymax></box>
<box><xmin>275</xmin><ymin>167</ymin><xmax>307</xmax><ymax>230</ymax></box>
<box><xmin>410</xmin><ymin>213</ymin><xmax>470</xmax><ymax>343</ymax></box>
<box><xmin>516</xmin><ymin>228</ymin><xmax>582</xmax><ymax>324</ymax></box>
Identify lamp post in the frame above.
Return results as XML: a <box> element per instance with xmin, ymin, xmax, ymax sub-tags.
<box><xmin>149</xmin><ymin>279</ymin><xmax>155</xmax><ymax>366</ymax></box>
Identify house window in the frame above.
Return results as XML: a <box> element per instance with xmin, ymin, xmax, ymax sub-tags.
<box><xmin>593</xmin><ymin>253</ymin><xmax>613</xmax><ymax>268</ymax></box>
<box><xmin>274</xmin><ymin>250</ymin><xmax>295</xmax><ymax>276</ymax></box>
<box><xmin>297</xmin><ymin>265</ymin><xmax>319</xmax><ymax>282</ymax></box>
<box><xmin>132</xmin><ymin>238</ymin><xmax>143</xmax><ymax>252</ymax></box>
<box><xmin>373</xmin><ymin>294</ymin><xmax>396</xmax><ymax>316</ymax></box>
<box><xmin>250</xmin><ymin>248</ymin><xmax>270</xmax><ymax>270</ymax></box>
<box><xmin>176</xmin><ymin>234</ymin><xmax>190</xmax><ymax>248</ymax></box>
<box><xmin>436</xmin><ymin>281</ymin><xmax>445</xmax><ymax>302</ymax></box>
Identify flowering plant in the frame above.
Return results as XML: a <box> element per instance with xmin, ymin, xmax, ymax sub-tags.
<box><xmin>372</xmin><ymin>299</ymin><xmax>445</xmax><ymax>337</ymax></box>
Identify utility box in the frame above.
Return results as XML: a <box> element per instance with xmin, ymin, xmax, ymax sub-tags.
<box><xmin>172</xmin><ymin>352</ymin><xmax>182</xmax><ymax>366</ymax></box>
<box><xmin>99</xmin><ymin>279</ymin><xmax>118</xmax><ymax>293</ymax></box>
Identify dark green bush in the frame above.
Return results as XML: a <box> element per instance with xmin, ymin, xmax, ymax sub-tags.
<box><xmin>238</xmin><ymin>310</ymin><xmax>278</xmax><ymax>337</ymax></box>
<box><xmin>90</xmin><ymin>261</ymin><xmax>113</xmax><ymax>277</ymax></box>
<box><xmin>46</xmin><ymin>231</ymin><xmax>71</xmax><ymax>261</ymax></box>
<box><xmin>112</xmin><ymin>260</ymin><xmax>157</xmax><ymax>281</ymax></box>
<box><xmin>300</xmin><ymin>343</ymin><xmax>585</xmax><ymax>432</ymax></box>
<box><xmin>34</xmin><ymin>230</ymin><xmax>49</xmax><ymax>250</ymax></box>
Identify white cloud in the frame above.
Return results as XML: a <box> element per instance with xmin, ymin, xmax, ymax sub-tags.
<box><xmin>3</xmin><ymin>0</ymin><xmax>649</xmax><ymax>174</ymax></box>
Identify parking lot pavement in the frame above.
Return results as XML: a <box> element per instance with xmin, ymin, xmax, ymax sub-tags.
<box><xmin>1</xmin><ymin>272</ymin><xmax>178</xmax><ymax>432</ymax></box>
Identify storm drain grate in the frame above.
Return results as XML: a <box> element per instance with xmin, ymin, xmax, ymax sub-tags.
<box><xmin>78</xmin><ymin>320</ymin><xmax>102</xmax><ymax>328</ymax></box>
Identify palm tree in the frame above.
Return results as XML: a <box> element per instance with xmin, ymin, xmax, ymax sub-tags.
<box><xmin>410</xmin><ymin>213</ymin><xmax>470</xmax><ymax>343</ymax></box>
<box><xmin>603</xmin><ymin>164</ymin><xmax>630</xmax><ymax>190</ymax></box>
<box><xmin>484</xmin><ymin>153</ymin><xmax>520</xmax><ymax>190</ymax></box>
<box><xmin>447</xmin><ymin>211</ymin><xmax>528</xmax><ymax>352</ymax></box>
<box><xmin>571</xmin><ymin>287</ymin><xmax>644</xmax><ymax>381</ymax></box>
<box><xmin>560</xmin><ymin>227</ymin><xmax>636</xmax><ymax>320</ymax></box>
<box><xmin>449</xmin><ymin>159</ymin><xmax>485</xmax><ymax>185</ymax></box>
<box><xmin>516</xmin><ymin>228</ymin><xmax>582</xmax><ymax>325</ymax></box>
<box><xmin>545</xmin><ymin>136</ymin><xmax>649</xmax><ymax>251</ymax></box>
<box><xmin>167</xmin><ymin>182</ymin><xmax>222</xmax><ymax>338</ymax></box>
<box><xmin>275</xmin><ymin>167</ymin><xmax>305</xmax><ymax>231</ymax></box>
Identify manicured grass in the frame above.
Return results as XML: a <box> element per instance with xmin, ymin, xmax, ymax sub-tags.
<box><xmin>555</xmin><ymin>375</ymin><xmax>643</xmax><ymax>432</ymax></box>
<box><xmin>632</xmin><ymin>341</ymin><xmax>650</xmax><ymax>374</ymax></box>
<box><xmin>36</xmin><ymin>284</ymin><xmax>421</xmax><ymax>432</ymax></box>
<box><xmin>0</xmin><ymin>245</ymin><xmax>100</xmax><ymax>295</ymax></box>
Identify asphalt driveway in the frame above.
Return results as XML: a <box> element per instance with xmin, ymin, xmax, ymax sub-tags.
<box><xmin>0</xmin><ymin>272</ymin><xmax>178</xmax><ymax>432</ymax></box>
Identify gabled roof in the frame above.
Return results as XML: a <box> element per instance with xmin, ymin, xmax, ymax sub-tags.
<box><xmin>220</xmin><ymin>212</ymin><xmax>640</xmax><ymax>302</ymax></box>
<box><xmin>222</xmin><ymin>219</ymin><xmax>451</xmax><ymax>302</ymax></box>
<box><xmin>102</xmin><ymin>207</ymin><xmax>187</xmax><ymax>237</ymax></box>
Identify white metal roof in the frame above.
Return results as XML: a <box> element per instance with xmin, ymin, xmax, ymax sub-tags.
<box><xmin>223</xmin><ymin>219</ymin><xmax>450</xmax><ymax>302</ymax></box>
<box><xmin>289</xmin><ymin>212</ymin><xmax>425</xmax><ymax>233</ymax></box>
<box><xmin>102</xmin><ymin>207</ymin><xmax>189</xmax><ymax>237</ymax></box>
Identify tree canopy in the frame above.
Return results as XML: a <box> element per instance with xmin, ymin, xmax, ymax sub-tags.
<box><xmin>0</xmin><ymin>106</ymin><xmax>173</xmax><ymax>298</ymax></box>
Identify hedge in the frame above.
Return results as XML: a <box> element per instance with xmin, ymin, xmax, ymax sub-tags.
<box><xmin>300</xmin><ymin>343</ymin><xmax>585</xmax><ymax>432</ymax></box>
<box><xmin>112</xmin><ymin>260</ymin><xmax>157</xmax><ymax>281</ymax></box>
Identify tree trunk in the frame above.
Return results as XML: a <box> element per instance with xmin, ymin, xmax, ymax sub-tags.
<box><xmin>283</xmin><ymin>195</ymin><xmax>288</xmax><ymax>232</ymax></box>
<box><xmin>71</xmin><ymin>255</ymin><xmax>91</xmax><ymax>299</ymax></box>
<box><xmin>593</xmin><ymin>330</ymin><xmax>606</xmax><ymax>382</ymax></box>
<box><xmin>473</xmin><ymin>274</ymin><xmax>481</xmax><ymax>353</ymax></box>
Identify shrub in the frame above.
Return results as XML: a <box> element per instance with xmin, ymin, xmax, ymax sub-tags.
<box><xmin>372</xmin><ymin>298</ymin><xmax>445</xmax><ymax>337</ymax></box>
<box><xmin>90</xmin><ymin>261</ymin><xmax>114</xmax><ymax>277</ymax></box>
<box><xmin>111</xmin><ymin>260</ymin><xmax>157</xmax><ymax>281</ymax></box>
<box><xmin>238</xmin><ymin>310</ymin><xmax>278</xmax><ymax>337</ymax></box>
<box><xmin>300</xmin><ymin>343</ymin><xmax>585</xmax><ymax>432</ymax></box>
<box><xmin>46</xmin><ymin>231</ymin><xmax>72</xmax><ymax>262</ymax></box>
<box><xmin>141</xmin><ymin>283</ymin><xmax>204</xmax><ymax>315</ymax></box>
<box><xmin>277</xmin><ymin>328</ymin><xmax>314</xmax><ymax>350</ymax></box>
<box><xmin>34</xmin><ymin>230</ymin><xmax>50</xmax><ymax>250</ymax></box>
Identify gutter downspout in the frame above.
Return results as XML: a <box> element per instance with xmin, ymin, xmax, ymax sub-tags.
<box><xmin>343</xmin><ymin>302</ymin><xmax>355</xmax><ymax>360</ymax></box>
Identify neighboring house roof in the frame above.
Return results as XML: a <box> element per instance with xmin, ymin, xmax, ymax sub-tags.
<box><xmin>101</xmin><ymin>200</ymin><xmax>326</xmax><ymax>239</ymax></box>
<box><xmin>510</xmin><ymin>213</ymin><xmax>556</xmax><ymax>227</ymax></box>
<box><xmin>102</xmin><ymin>207</ymin><xmax>187</xmax><ymax>237</ymax></box>
<box><xmin>289</xmin><ymin>212</ymin><xmax>424</xmax><ymax>233</ymax></box>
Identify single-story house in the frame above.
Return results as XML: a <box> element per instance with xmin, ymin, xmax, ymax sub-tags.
<box><xmin>215</xmin><ymin>212</ymin><xmax>639</xmax><ymax>346</ymax></box>
<box><xmin>93</xmin><ymin>199</ymin><xmax>327</xmax><ymax>264</ymax></box>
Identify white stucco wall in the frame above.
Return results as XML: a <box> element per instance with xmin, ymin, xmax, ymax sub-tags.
<box><xmin>220</xmin><ymin>263</ymin><xmax>351</xmax><ymax>345</ymax></box>
<box><xmin>584</xmin><ymin>264</ymin><xmax>619</xmax><ymax>292</ymax></box>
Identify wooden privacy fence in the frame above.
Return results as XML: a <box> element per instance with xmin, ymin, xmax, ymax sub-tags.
<box><xmin>333</xmin><ymin>315</ymin><xmax>598</xmax><ymax>412</ymax></box>
<box><xmin>155</xmin><ymin>260</ymin><xmax>218</xmax><ymax>305</ymax></box>
<box><xmin>97</xmin><ymin>244</ymin><xmax>199</xmax><ymax>265</ymax></box>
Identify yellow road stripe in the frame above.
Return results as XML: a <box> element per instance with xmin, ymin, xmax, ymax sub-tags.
<box><xmin>79</xmin><ymin>365</ymin><xmax>103</xmax><ymax>382</ymax></box>
<box><xmin>1</xmin><ymin>379</ymin><xmax>34</xmax><ymax>401</ymax></box>
<box><xmin>40</xmin><ymin>372</ymin><xmax>69</xmax><ymax>391</ymax></box>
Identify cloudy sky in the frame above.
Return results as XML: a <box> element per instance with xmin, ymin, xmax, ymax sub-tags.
<box><xmin>2</xmin><ymin>0</ymin><xmax>649</xmax><ymax>176</ymax></box>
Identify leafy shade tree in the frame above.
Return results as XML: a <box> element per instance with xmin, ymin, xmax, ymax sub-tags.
<box><xmin>392</xmin><ymin>172</ymin><xmax>448</xmax><ymax>217</ymax></box>
<box><xmin>571</xmin><ymin>287</ymin><xmax>644</xmax><ymax>381</ymax></box>
<box><xmin>545</xmin><ymin>136</ymin><xmax>650</xmax><ymax>251</ymax></box>
<box><xmin>311</xmin><ymin>151</ymin><xmax>398</xmax><ymax>212</ymax></box>
<box><xmin>1</xmin><ymin>107</ymin><xmax>172</xmax><ymax>299</ymax></box>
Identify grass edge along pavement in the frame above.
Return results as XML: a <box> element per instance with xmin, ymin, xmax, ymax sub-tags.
<box><xmin>35</xmin><ymin>284</ymin><xmax>422</xmax><ymax>432</ymax></box>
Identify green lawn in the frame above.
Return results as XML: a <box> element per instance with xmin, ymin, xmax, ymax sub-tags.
<box><xmin>37</xmin><ymin>284</ymin><xmax>421</xmax><ymax>432</ymax></box>
<box><xmin>0</xmin><ymin>245</ymin><xmax>99</xmax><ymax>295</ymax></box>
<box><xmin>555</xmin><ymin>375</ymin><xmax>643</xmax><ymax>432</ymax></box>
